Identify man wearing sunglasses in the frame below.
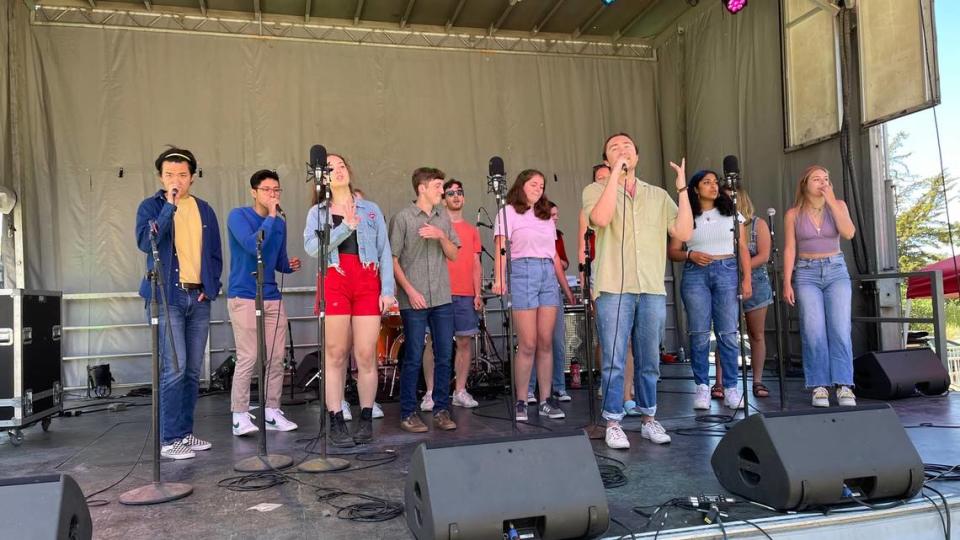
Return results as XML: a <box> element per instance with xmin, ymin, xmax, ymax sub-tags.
<box><xmin>420</xmin><ymin>179</ymin><xmax>482</xmax><ymax>409</ymax></box>
<box><xmin>226</xmin><ymin>169</ymin><xmax>302</xmax><ymax>437</ymax></box>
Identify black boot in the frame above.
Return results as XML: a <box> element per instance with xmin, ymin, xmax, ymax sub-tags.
<box><xmin>353</xmin><ymin>407</ymin><xmax>374</xmax><ymax>444</ymax></box>
<box><xmin>328</xmin><ymin>411</ymin><xmax>355</xmax><ymax>448</ymax></box>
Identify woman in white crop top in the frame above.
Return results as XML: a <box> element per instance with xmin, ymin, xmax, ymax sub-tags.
<box><xmin>668</xmin><ymin>170</ymin><xmax>751</xmax><ymax>411</ymax></box>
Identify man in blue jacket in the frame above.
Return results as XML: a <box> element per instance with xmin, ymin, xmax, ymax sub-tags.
<box><xmin>135</xmin><ymin>147</ymin><xmax>223</xmax><ymax>460</ymax></box>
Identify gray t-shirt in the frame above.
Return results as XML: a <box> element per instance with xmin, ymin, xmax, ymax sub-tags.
<box><xmin>389</xmin><ymin>203</ymin><xmax>461</xmax><ymax>310</ymax></box>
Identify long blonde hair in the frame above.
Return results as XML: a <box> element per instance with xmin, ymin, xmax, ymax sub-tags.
<box><xmin>736</xmin><ymin>187</ymin><xmax>755</xmax><ymax>221</ymax></box>
<box><xmin>793</xmin><ymin>165</ymin><xmax>829</xmax><ymax>209</ymax></box>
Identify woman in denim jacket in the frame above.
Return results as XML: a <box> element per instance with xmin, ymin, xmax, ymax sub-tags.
<box><xmin>304</xmin><ymin>153</ymin><xmax>395</xmax><ymax>446</ymax></box>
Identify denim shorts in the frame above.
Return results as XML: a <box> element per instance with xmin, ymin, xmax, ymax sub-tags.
<box><xmin>451</xmin><ymin>295</ymin><xmax>479</xmax><ymax>336</ymax></box>
<box><xmin>510</xmin><ymin>257</ymin><xmax>561</xmax><ymax>310</ymax></box>
<box><xmin>743</xmin><ymin>267</ymin><xmax>774</xmax><ymax>312</ymax></box>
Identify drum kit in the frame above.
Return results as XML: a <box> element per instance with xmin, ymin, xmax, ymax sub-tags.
<box><xmin>374</xmin><ymin>293</ymin><xmax>506</xmax><ymax>401</ymax></box>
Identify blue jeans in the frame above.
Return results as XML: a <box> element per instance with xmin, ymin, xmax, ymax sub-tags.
<box><xmin>148</xmin><ymin>286</ymin><xmax>211</xmax><ymax>445</ymax></box>
<box><xmin>595</xmin><ymin>293</ymin><xmax>665</xmax><ymax>421</ymax></box>
<box><xmin>794</xmin><ymin>255</ymin><xmax>853</xmax><ymax>387</ymax></box>
<box><xmin>680</xmin><ymin>259</ymin><xmax>740</xmax><ymax>389</ymax></box>
<box><xmin>528</xmin><ymin>305</ymin><xmax>567</xmax><ymax>395</ymax></box>
<box><xmin>400</xmin><ymin>303</ymin><xmax>455</xmax><ymax>418</ymax></box>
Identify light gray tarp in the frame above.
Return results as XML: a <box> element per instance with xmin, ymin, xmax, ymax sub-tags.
<box><xmin>1</xmin><ymin>0</ymin><xmax>880</xmax><ymax>388</ymax></box>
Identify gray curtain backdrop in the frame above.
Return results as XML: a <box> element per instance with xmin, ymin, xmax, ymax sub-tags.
<box><xmin>2</xmin><ymin>1</ymin><xmax>667</xmax><ymax>387</ymax></box>
<box><xmin>654</xmin><ymin>0</ymin><xmax>880</xmax><ymax>363</ymax></box>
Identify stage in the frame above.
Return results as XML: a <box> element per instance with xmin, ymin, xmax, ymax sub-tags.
<box><xmin>1</xmin><ymin>363</ymin><xmax>957</xmax><ymax>540</ymax></box>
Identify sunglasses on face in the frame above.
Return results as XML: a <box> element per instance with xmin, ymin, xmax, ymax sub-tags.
<box><xmin>444</xmin><ymin>189</ymin><xmax>464</xmax><ymax>197</ymax></box>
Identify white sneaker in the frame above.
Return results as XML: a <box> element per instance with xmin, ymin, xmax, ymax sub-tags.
<box><xmin>372</xmin><ymin>402</ymin><xmax>385</xmax><ymax>419</ymax></box>
<box><xmin>161</xmin><ymin>440</ymin><xmax>196</xmax><ymax>460</ymax></box>
<box><xmin>836</xmin><ymin>386</ymin><xmax>857</xmax><ymax>407</ymax></box>
<box><xmin>264</xmin><ymin>408</ymin><xmax>298</xmax><ymax>431</ymax></box>
<box><xmin>605</xmin><ymin>424</ymin><xmax>630</xmax><ymax>450</ymax></box>
<box><xmin>526</xmin><ymin>391</ymin><xmax>538</xmax><ymax>405</ymax></box>
<box><xmin>554</xmin><ymin>390</ymin><xmax>572</xmax><ymax>402</ymax></box>
<box><xmin>724</xmin><ymin>387</ymin><xmax>744</xmax><ymax>410</ymax></box>
<box><xmin>341</xmin><ymin>400</ymin><xmax>353</xmax><ymax>420</ymax></box>
<box><xmin>641</xmin><ymin>420</ymin><xmax>671</xmax><ymax>444</ymax></box>
<box><xmin>693</xmin><ymin>384</ymin><xmax>711</xmax><ymax>410</ymax></box>
<box><xmin>452</xmin><ymin>390</ymin><xmax>479</xmax><ymax>408</ymax></box>
<box><xmin>232</xmin><ymin>412</ymin><xmax>258</xmax><ymax>437</ymax></box>
<box><xmin>182</xmin><ymin>433</ymin><xmax>211</xmax><ymax>451</ymax></box>
<box><xmin>812</xmin><ymin>386</ymin><xmax>830</xmax><ymax>408</ymax></box>
<box><xmin>420</xmin><ymin>394</ymin><xmax>434</xmax><ymax>412</ymax></box>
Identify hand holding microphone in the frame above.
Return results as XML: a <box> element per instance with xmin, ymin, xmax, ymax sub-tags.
<box><xmin>166</xmin><ymin>187</ymin><xmax>180</xmax><ymax>205</ymax></box>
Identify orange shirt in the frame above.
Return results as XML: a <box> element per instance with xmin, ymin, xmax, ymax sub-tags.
<box><xmin>448</xmin><ymin>220</ymin><xmax>481</xmax><ymax>297</ymax></box>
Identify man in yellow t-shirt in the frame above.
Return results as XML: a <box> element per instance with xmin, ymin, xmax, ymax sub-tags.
<box><xmin>582</xmin><ymin>133</ymin><xmax>693</xmax><ymax>450</ymax></box>
<box><xmin>135</xmin><ymin>147</ymin><xmax>223</xmax><ymax>461</ymax></box>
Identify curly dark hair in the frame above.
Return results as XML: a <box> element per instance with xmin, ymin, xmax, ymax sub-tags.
<box><xmin>687</xmin><ymin>169</ymin><xmax>735</xmax><ymax>224</ymax></box>
<box><xmin>505</xmin><ymin>169</ymin><xmax>551</xmax><ymax>220</ymax></box>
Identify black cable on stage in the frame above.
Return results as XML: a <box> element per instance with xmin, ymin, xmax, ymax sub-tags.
<box><xmin>607</xmin><ymin>516</ymin><xmax>638</xmax><ymax>539</ymax></box>
<box><xmin>594</xmin><ymin>453</ymin><xmax>628</xmax><ymax>489</ymax></box>
<box><xmin>315</xmin><ymin>487</ymin><xmax>404</xmax><ymax>522</ymax></box>
<box><xmin>469</xmin><ymin>400</ymin><xmax>555</xmax><ymax>431</ymax></box>
<box><xmin>922</xmin><ymin>485</ymin><xmax>951</xmax><ymax>540</ymax></box>
<box><xmin>921</xmin><ymin>491</ymin><xmax>949</xmax><ymax>540</ymax></box>
<box><xmin>924</xmin><ymin>463</ymin><xmax>960</xmax><ymax>482</ymax></box>
<box><xmin>739</xmin><ymin>518</ymin><xmax>774</xmax><ymax>540</ymax></box>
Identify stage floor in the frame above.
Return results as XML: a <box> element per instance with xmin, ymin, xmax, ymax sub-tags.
<box><xmin>1</xmin><ymin>363</ymin><xmax>958</xmax><ymax>539</ymax></box>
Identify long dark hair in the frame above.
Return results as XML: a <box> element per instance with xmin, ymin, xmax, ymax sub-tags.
<box><xmin>310</xmin><ymin>153</ymin><xmax>355</xmax><ymax>206</ymax></box>
<box><xmin>505</xmin><ymin>169</ymin><xmax>551</xmax><ymax>220</ymax></box>
<box><xmin>687</xmin><ymin>169</ymin><xmax>735</xmax><ymax>221</ymax></box>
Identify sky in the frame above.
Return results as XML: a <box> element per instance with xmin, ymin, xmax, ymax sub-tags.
<box><xmin>887</xmin><ymin>1</ymin><xmax>958</xmax><ymax>190</ymax></box>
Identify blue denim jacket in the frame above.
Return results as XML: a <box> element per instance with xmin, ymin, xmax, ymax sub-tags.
<box><xmin>303</xmin><ymin>198</ymin><xmax>395</xmax><ymax>297</ymax></box>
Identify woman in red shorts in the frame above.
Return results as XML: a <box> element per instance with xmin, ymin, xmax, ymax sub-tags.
<box><xmin>304</xmin><ymin>154</ymin><xmax>395</xmax><ymax>447</ymax></box>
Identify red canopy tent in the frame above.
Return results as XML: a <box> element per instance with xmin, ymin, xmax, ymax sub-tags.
<box><xmin>906</xmin><ymin>255</ymin><xmax>960</xmax><ymax>299</ymax></box>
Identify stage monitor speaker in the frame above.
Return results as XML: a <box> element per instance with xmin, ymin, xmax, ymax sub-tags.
<box><xmin>853</xmin><ymin>348</ymin><xmax>949</xmax><ymax>399</ymax></box>
<box><xmin>711</xmin><ymin>405</ymin><xmax>923</xmax><ymax>511</ymax></box>
<box><xmin>0</xmin><ymin>474</ymin><xmax>92</xmax><ymax>540</ymax></box>
<box><xmin>405</xmin><ymin>431</ymin><xmax>609</xmax><ymax>540</ymax></box>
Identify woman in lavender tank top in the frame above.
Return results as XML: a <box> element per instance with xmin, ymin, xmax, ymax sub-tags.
<box><xmin>782</xmin><ymin>165</ymin><xmax>857</xmax><ymax>408</ymax></box>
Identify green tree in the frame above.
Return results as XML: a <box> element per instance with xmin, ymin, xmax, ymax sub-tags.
<box><xmin>889</xmin><ymin>130</ymin><xmax>957</xmax><ymax>272</ymax></box>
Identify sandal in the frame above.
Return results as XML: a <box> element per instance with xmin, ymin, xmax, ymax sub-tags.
<box><xmin>752</xmin><ymin>383</ymin><xmax>770</xmax><ymax>398</ymax></box>
<box><xmin>710</xmin><ymin>384</ymin><xmax>724</xmax><ymax>400</ymax></box>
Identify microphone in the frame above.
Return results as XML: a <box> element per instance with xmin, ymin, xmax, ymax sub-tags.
<box><xmin>307</xmin><ymin>144</ymin><xmax>331</xmax><ymax>183</ymax></box>
<box><xmin>487</xmin><ymin>156</ymin><xmax>506</xmax><ymax>195</ymax></box>
<box><xmin>621</xmin><ymin>163</ymin><xmax>628</xmax><ymax>173</ymax></box>
<box><xmin>766</xmin><ymin>208</ymin><xmax>776</xmax><ymax>238</ymax></box>
<box><xmin>276</xmin><ymin>204</ymin><xmax>286</xmax><ymax>219</ymax></box>
<box><xmin>722</xmin><ymin>155</ymin><xmax>740</xmax><ymax>190</ymax></box>
<box><xmin>170</xmin><ymin>187</ymin><xmax>179</xmax><ymax>199</ymax></box>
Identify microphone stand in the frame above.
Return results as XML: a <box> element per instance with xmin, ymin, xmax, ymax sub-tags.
<box><xmin>581</xmin><ymin>230</ymin><xmax>603</xmax><ymax>440</ymax></box>
<box><xmin>282</xmin><ymin>317</ymin><xmax>307</xmax><ymax>406</ymax></box>
<box><xmin>299</xmin><ymin>166</ymin><xmax>349</xmax><ymax>473</ymax></box>
<box><xmin>235</xmin><ymin>230</ymin><xmax>294</xmax><ymax>472</ymax></box>
<box><xmin>120</xmin><ymin>223</ymin><xmax>192</xmax><ymax>505</ymax></box>
<box><xmin>767</xmin><ymin>212</ymin><xmax>788</xmax><ymax>410</ymax></box>
<box><xmin>725</xmin><ymin>178</ymin><xmax>751</xmax><ymax>418</ymax></box>
<box><xmin>488</xmin><ymin>174</ymin><xmax>517</xmax><ymax>432</ymax></box>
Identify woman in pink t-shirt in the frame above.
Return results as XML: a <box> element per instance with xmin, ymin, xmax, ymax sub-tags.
<box><xmin>493</xmin><ymin>169</ymin><xmax>575</xmax><ymax>422</ymax></box>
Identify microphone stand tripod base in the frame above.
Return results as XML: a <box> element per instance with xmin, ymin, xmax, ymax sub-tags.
<box><xmin>119</xmin><ymin>481</ymin><xmax>193</xmax><ymax>506</ymax></box>
<box><xmin>234</xmin><ymin>454</ymin><xmax>294</xmax><ymax>473</ymax></box>
<box><xmin>585</xmin><ymin>423</ymin><xmax>606</xmax><ymax>440</ymax></box>
<box><xmin>297</xmin><ymin>455</ymin><xmax>349</xmax><ymax>473</ymax></box>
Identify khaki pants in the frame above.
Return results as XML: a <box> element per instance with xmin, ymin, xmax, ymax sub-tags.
<box><xmin>228</xmin><ymin>298</ymin><xmax>288</xmax><ymax>413</ymax></box>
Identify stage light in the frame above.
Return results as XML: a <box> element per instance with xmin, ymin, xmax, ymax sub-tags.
<box><xmin>722</xmin><ymin>0</ymin><xmax>747</xmax><ymax>14</ymax></box>
<box><xmin>601</xmin><ymin>0</ymin><xmax>616</xmax><ymax>6</ymax></box>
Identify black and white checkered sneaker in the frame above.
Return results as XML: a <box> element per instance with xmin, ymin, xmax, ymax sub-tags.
<box><xmin>161</xmin><ymin>440</ymin><xmax>196</xmax><ymax>460</ymax></box>
<box><xmin>182</xmin><ymin>434</ymin><xmax>212</xmax><ymax>451</ymax></box>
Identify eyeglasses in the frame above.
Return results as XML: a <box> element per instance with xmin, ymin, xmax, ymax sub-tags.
<box><xmin>444</xmin><ymin>189</ymin><xmax>464</xmax><ymax>197</ymax></box>
<box><xmin>257</xmin><ymin>187</ymin><xmax>283</xmax><ymax>194</ymax></box>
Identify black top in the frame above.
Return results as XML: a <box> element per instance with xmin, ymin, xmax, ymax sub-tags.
<box><xmin>332</xmin><ymin>215</ymin><xmax>359</xmax><ymax>255</ymax></box>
